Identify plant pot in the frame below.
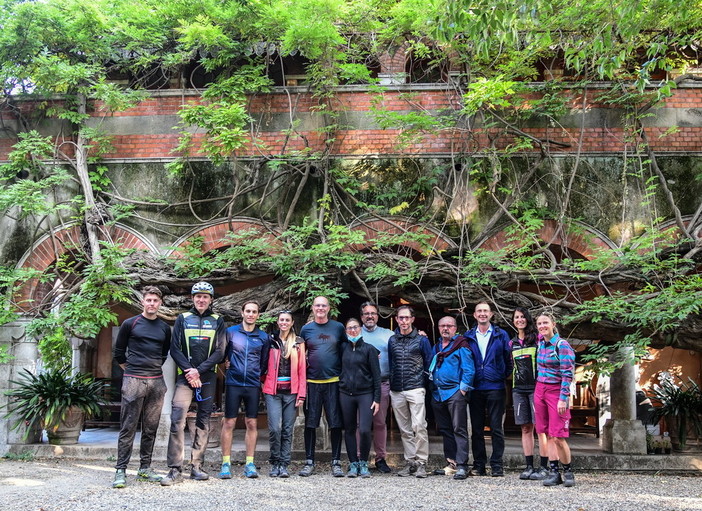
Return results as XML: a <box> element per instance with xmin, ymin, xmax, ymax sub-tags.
<box><xmin>664</xmin><ymin>448</ymin><xmax>672</xmax><ymax>454</ymax></box>
<box><xmin>667</xmin><ymin>416</ymin><xmax>702</xmax><ymax>452</ymax></box>
<box><xmin>654</xmin><ymin>447</ymin><xmax>662</xmax><ymax>454</ymax></box>
<box><xmin>47</xmin><ymin>407</ymin><xmax>84</xmax><ymax>445</ymax></box>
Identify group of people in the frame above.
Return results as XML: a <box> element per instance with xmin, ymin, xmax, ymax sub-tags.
<box><xmin>111</xmin><ymin>282</ymin><xmax>576</xmax><ymax>489</ymax></box>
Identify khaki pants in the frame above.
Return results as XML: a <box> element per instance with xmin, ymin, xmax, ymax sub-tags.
<box><xmin>390</xmin><ymin>387</ymin><xmax>429</xmax><ymax>463</ymax></box>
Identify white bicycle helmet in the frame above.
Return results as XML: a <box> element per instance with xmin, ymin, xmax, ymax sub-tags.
<box><xmin>191</xmin><ymin>281</ymin><xmax>214</xmax><ymax>296</ymax></box>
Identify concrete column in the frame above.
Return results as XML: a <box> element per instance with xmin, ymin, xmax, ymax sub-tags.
<box><xmin>602</xmin><ymin>346</ymin><xmax>646</xmax><ymax>454</ymax></box>
<box><xmin>0</xmin><ymin>318</ymin><xmax>42</xmax><ymax>452</ymax></box>
<box><xmin>155</xmin><ymin>355</ymin><xmax>177</xmax><ymax>447</ymax></box>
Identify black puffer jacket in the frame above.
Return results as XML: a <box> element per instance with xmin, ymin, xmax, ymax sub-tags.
<box><xmin>388</xmin><ymin>328</ymin><xmax>433</xmax><ymax>392</ymax></box>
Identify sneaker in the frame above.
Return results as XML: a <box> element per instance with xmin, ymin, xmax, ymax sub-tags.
<box><xmin>415</xmin><ymin>462</ymin><xmax>427</xmax><ymax>478</ymax></box>
<box><xmin>453</xmin><ymin>467</ymin><xmax>467</xmax><ymax>480</ymax></box>
<box><xmin>542</xmin><ymin>469</ymin><xmax>563</xmax><ymax>486</ymax></box>
<box><xmin>346</xmin><ymin>461</ymin><xmax>359</xmax><ymax>478</ymax></box>
<box><xmin>469</xmin><ymin>466</ymin><xmax>487</xmax><ymax>476</ymax></box>
<box><xmin>375</xmin><ymin>459</ymin><xmax>392</xmax><ymax>474</ymax></box>
<box><xmin>529</xmin><ymin>466</ymin><xmax>549</xmax><ymax>480</ymax></box>
<box><xmin>136</xmin><ymin>467</ymin><xmax>162</xmax><ymax>483</ymax></box>
<box><xmin>269</xmin><ymin>464</ymin><xmax>280</xmax><ymax>477</ymax></box>
<box><xmin>396</xmin><ymin>461</ymin><xmax>416</xmax><ymax>477</ymax></box>
<box><xmin>519</xmin><ymin>466</ymin><xmax>535</xmax><ymax>480</ymax></box>
<box><xmin>244</xmin><ymin>462</ymin><xmax>259</xmax><ymax>479</ymax></box>
<box><xmin>358</xmin><ymin>461</ymin><xmax>371</xmax><ymax>478</ymax></box>
<box><xmin>299</xmin><ymin>461</ymin><xmax>315</xmax><ymax>477</ymax></box>
<box><xmin>219</xmin><ymin>462</ymin><xmax>232</xmax><ymax>479</ymax></box>
<box><xmin>434</xmin><ymin>464</ymin><xmax>457</xmax><ymax>476</ymax></box>
<box><xmin>491</xmin><ymin>466</ymin><xmax>504</xmax><ymax>477</ymax></box>
<box><xmin>331</xmin><ymin>460</ymin><xmax>345</xmax><ymax>478</ymax></box>
<box><xmin>112</xmin><ymin>469</ymin><xmax>127</xmax><ymax>489</ymax></box>
<box><xmin>160</xmin><ymin>468</ymin><xmax>183</xmax><ymax>486</ymax></box>
<box><xmin>278</xmin><ymin>465</ymin><xmax>290</xmax><ymax>478</ymax></box>
<box><xmin>563</xmin><ymin>469</ymin><xmax>575</xmax><ymax>487</ymax></box>
<box><xmin>190</xmin><ymin>465</ymin><xmax>209</xmax><ymax>481</ymax></box>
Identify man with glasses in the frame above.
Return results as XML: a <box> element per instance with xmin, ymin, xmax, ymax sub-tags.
<box><xmin>429</xmin><ymin>316</ymin><xmax>475</xmax><ymax>480</ymax></box>
<box><xmin>298</xmin><ymin>296</ymin><xmax>347</xmax><ymax>477</ymax></box>
<box><xmin>388</xmin><ymin>305</ymin><xmax>433</xmax><ymax>478</ymax></box>
<box><xmin>161</xmin><ymin>282</ymin><xmax>226</xmax><ymax>486</ymax></box>
<box><xmin>359</xmin><ymin>302</ymin><xmax>393</xmax><ymax>473</ymax></box>
<box><xmin>219</xmin><ymin>301</ymin><xmax>270</xmax><ymax>479</ymax></box>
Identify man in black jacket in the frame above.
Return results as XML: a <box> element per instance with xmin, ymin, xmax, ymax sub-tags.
<box><xmin>161</xmin><ymin>282</ymin><xmax>226</xmax><ymax>486</ymax></box>
<box><xmin>113</xmin><ymin>286</ymin><xmax>171</xmax><ymax>489</ymax></box>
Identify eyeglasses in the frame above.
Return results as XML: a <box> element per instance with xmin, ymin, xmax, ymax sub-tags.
<box><xmin>397</xmin><ymin>316</ymin><xmax>413</xmax><ymax>320</ymax></box>
<box><xmin>346</xmin><ymin>325</ymin><xmax>361</xmax><ymax>331</ymax></box>
<box><xmin>439</xmin><ymin>324</ymin><xmax>456</xmax><ymax>329</ymax></box>
<box><xmin>362</xmin><ymin>312</ymin><xmax>378</xmax><ymax>316</ymax></box>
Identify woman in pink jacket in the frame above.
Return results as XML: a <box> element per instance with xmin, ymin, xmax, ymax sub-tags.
<box><xmin>263</xmin><ymin>311</ymin><xmax>306</xmax><ymax>478</ymax></box>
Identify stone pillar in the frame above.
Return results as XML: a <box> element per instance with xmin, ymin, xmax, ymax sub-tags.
<box><xmin>602</xmin><ymin>346</ymin><xmax>647</xmax><ymax>454</ymax></box>
<box><xmin>0</xmin><ymin>318</ymin><xmax>42</xmax><ymax>453</ymax></box>
<box><xmin>155</xmin><ymin>355</ymin><xmax>177</xmax><ymax>446</ymax></box>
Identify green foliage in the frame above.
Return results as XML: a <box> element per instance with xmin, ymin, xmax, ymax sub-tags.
<box><xmin>25</xmin><ymin>243</ymin><xmax>134</xmax><ymax>371</ymax></box>
<box><xmin>2</xmin><ymin>450</ymin><xmax>35</xmax><ymax>462</ymax></box>
<box><xmin>650</xmin><ymin>376</ymin><xmax>702</xmax><ymax>450</ymax></box>
<box><xmin>4</xmin><ymin>367</ymin><xmax>106</xmax><ymax>438</ymax></box>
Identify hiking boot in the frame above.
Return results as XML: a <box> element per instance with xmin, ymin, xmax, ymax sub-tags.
<box><xmin>299</xmin><ymin>461</ymin><xmax>315</xmax><ymax>477</ymax></box>
<box><xmin>375</xmin><ymin>458</ymin><xmax>392</xmax><ymax>474</ymax></box>
<box><xmin>453</xmin><ymin>467</ymin><xmax>468</xmax><ymax>480</ymax></box>
<box><xmin>469</xmin><ymin>465</ymin><xmax>487</xmax><ymax>476</ymax></box>
<box><xmin>269</xmin><ymin>464</ymin><xmax>280</xmax><ymax>477</ymax></box>
<box><xmin>542</xmin><ymin>469</ymin><xmax>563</xmax><ymax>486</ymax></box>
<box><xmin>434</xmin><ymin>464</ymin><xmax>457</xmax><ymax>476</ymax></box>
<box><xmin>219</xmin><ymin>462</ymin><xmax>232</xmax><ymax>479</ymax></box>
<box><xmin>529</xmin><ymin>466</ymin><xmax>549</xmax><ymax>480</ymax></box>
<box><xmin>563</xmin><ymin>469</ymin><xmax>575</xmax><ymax>487</ymax></box>
<box><xmin>112</xmin><ymin>469</ymin><xmax>127</xmax><ymax>489</ymax></box>
<box><xmin>396</xmin><ymin>461</ymin><xmax>416</xmax><ymax>477</ymax></box>
<box><xmin>331</xmin><ymin>460</ymin><xmax>345</xmax><ymax>477</ymax></box>
<box><xmin>244</xmin><ymin>462</ymin><xmax>259</xmax><ymax>478</ymax></box>
<box><xmin>136</xmin><ymin>467</ymin><xmax>162</xmax><ymax>483</ymax></box>
<box><xmin>519</xmin><ymin>466</ymin><xmax>535</xmax><ymax>480</ymax></box>
<box><xmin>190</xmin><ymin>465</ymin><xmax>209</xmax><ymax>481</ymax></box>
<box><xmin>278</xmin><ymin>465</ymin><xmax>290</xmax><ymax>478</ymax></box>
<box><xmin>415</xmin><ymin>462</ymin><xmax>427</xmax><ymax>478</ymax></box>
<box><xmin>346</xmin><ymin>461</ymin><xmax>359</xmax><ymax>478</ymax></box>
<box><xmin>359</xmin><ymin>461</ymin><xmax>371</xmax><ymax>478</ymax></box>
<box><xmin>160</xmin><ymin>468</ymin><xmax>183</xmax><ymax>486</ymax></box>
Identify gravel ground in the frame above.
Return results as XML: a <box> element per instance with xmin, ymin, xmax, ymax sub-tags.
<box><xmin>0</xmin><ymin>459</ymin><xmax>700</xmax><ymax>511</ymax></box>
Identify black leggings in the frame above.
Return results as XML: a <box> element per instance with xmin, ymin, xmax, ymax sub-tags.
<box><xmin>340</xmin><ymin>392</ymin><xmax>374</xmax><ymax>463</ymax></box>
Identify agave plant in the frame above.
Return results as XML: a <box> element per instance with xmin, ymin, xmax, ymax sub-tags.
<box><xmin>4</xmin><ymin>367</ymin><xmax>106</xmax><ymax>438</ymax></box>
<box><xmin>649</xmin><ymin>376</ymin><xmax>702</xmax><ymax>451</ymax></box>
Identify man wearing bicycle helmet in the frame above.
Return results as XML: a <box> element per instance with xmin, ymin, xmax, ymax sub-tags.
<box><xmin>161</xmin><ymin>282</ymin><xmax>226</xmax><ymax>486</ymax></box>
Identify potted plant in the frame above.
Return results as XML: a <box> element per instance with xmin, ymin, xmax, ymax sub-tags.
<box><xmin>649</xmin><ymin>375</ymin><xmax>702</xmax><ymax>452</ymax></box>
<box><xmin>4</xmin><ymin>367</ymin><xmax>106</xmax><ymax>445</ymax></box>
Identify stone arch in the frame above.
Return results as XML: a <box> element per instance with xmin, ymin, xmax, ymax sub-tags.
<box><xmin>167</xmin><ymin>217</ymin><xmax>281</xmax><ymax>257</ymax></box>
<box><xmin>14</xmin><ymin>223</ymin><xmax>156</xmax><ymax>310</ymax></box>
<box><xmin>348</xmin><ymin>216</ymin><xmax>458</xmax><ymax>256</ymax></box>
<box><xmin>475</xmin><ymin>219</ymin><xmax>620</xmax><ymax>260</ymax></box>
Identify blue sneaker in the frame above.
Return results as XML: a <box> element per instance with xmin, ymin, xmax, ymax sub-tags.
<box><xmin>219</xmin><ymin>462</ymin><xmax>232</xmax><ymax>479</ymax></box>
<box><xmin>244</xmin><ymin>462</ymin><xmax>259</xmax><ymax>479</ymax></box>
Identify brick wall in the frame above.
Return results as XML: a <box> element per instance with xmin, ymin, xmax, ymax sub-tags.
<box><xmin>2</xmin><ymin>85</ymin><xmax>702</xmax><ymax>161</ymax></box>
